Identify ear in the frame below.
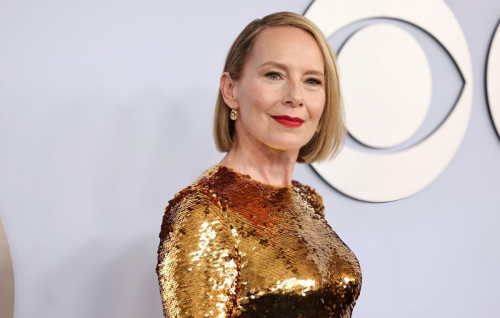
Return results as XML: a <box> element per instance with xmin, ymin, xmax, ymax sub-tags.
<box><xmin>220</xmin><ymin>72</ymin><xmax>238</xmax><ymax>110</ymax></box>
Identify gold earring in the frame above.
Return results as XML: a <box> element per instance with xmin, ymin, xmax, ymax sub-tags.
<box><xmin>316</xmin><ymin>124</ymin><xmax>320</xmax><ymax>133</ymax></box>
<box><xmin>230</xmin><ymin>109</ymin><xmax>238</xmax><ymax>120</ymax></box>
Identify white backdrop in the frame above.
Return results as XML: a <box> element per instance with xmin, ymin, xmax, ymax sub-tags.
<box><xmin>1</xmin><ymin>0</ymin><xmax>499</xmax><ymax>317</ymax></box>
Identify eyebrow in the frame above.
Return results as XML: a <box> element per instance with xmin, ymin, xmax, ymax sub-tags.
<box><xmin>258</xmin><ymin>61</ymin><xmax>324</xmax><ymax>77</ymax></box>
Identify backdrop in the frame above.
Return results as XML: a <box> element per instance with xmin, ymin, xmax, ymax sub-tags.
<box><xmin>0</xmin><ymin>0</ymin><xmax>499</xmax><ymax>317</ymax></box>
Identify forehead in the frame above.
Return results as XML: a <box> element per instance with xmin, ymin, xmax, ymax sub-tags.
<box><xmin>247</xmin><ymin>26</ymin><xmax>324</xmax><ymax>68</ymax></box>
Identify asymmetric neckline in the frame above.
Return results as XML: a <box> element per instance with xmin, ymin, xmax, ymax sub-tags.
<box><xmin>212</xmin><ymin>163</ymin><xmax>296</xmax><ymax>190</ymax></box>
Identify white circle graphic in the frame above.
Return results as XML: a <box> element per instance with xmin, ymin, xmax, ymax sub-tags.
<box><xmin>486</xmin><ymin>21</ymin><xmax>500</xmax><ymax>138</ymax></box>
<box><xmin>306</xmin><ymin>0</ymin><xmax>473</xmax><ymax>202</ymax></box>
<box><xmin>339</xmin><ymin>23</ymin><xmax>432</xmax><ymax>148</ymax></box>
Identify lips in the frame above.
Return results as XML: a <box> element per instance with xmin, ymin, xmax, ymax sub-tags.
<box><xmin>271</xmin><ymin>115</ymin><xmax>305</xmax><ymax>127</ymax></box>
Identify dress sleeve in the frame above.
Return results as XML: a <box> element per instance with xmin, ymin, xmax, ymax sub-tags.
<box><xmin>156</xmin><ymin>191</ymin><xmax>240</xmax><ymax>318</ymax></box>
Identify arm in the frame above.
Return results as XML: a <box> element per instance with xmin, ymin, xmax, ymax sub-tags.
<box><xmin>156</xmin><ymin>191</ymin><xmax>240</xmax><ymax>318</ymax></box>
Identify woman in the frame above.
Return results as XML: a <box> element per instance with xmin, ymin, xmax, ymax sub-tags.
<box><xmin>156</xmin><ymin>11</ymin><xmax>362</xmax><ymax>318</ymax></box>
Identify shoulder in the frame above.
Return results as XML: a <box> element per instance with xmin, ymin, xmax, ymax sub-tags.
<box><xmin>163</xmin><ymin>164</ymin><xmax>222</xmax><ymax>214</ymax></box>
<box><xmin>162</xmin><ymin>163</ymin><xmax>226</xmax><ymax>217</ymax></box>
<box><xmin>159</xmin><ymin>185</ymin><xmax>224</xmax><ymax>241</ymax></box>
<box><xmin>291</xmin><ymin>180</ymin><xmax>326</xmax><ymax>218</ymax></box>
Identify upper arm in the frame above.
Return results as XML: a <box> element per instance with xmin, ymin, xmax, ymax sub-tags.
<box><xmin>156</xmin><ymin>191</ymin><xmax>240</xmax><ymax>318</ymax></box>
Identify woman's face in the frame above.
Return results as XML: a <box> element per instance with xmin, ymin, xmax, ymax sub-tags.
<box><xmin>230</xmin><ymin>26</ymin><xmax>326</xmax><ymax>153</ymax></box>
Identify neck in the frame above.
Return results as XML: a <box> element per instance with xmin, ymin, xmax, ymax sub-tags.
<box><xmin>218</xmin><ymin>131</ymin><xmax>299</xmax><ymax>187</ymax></box>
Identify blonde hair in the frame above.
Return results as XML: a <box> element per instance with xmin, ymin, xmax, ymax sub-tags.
<box><xmin>213</xmin><ymin>11</ymin><xmax>346</xmax><ymax>164</ymax></box>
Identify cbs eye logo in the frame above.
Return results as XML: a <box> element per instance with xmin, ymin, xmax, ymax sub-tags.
<box><xmin>487</xmin><ymin>20</ymin><xmax>500</xmax><ymax>141</ymax></box>
<box><xmin>306</xmin><ymin>0</ymin><xmax>475</xmax><ymax>203</ymax></box>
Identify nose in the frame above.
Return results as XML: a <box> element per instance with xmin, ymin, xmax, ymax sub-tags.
<box><xmin>283</xmin><ymin>78</ymin><xmax>304</xmax><ymax>107</ymax></box>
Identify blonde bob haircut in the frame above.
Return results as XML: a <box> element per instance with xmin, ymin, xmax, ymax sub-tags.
<box><xmin>213</xmin><ymin>11</ymin><xmax>346</xmax><ymax>164</ymax></box>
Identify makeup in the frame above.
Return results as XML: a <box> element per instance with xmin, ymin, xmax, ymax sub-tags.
<box><xmin>271</xmin><ymin>115</ymin><xmax>304</xmax><ymax>127</ymax></box>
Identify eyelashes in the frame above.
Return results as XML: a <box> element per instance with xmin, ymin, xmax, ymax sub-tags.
<box><xmin>264</xmin><ymin>71</ymin><xmax>322</xmax><ymax>85</ymax></box>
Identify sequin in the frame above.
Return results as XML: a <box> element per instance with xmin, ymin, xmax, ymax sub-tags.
<box><xmin>156</xmin><ymin>164</ymin><xmax>362</xmax><ymax>317</ymax></box>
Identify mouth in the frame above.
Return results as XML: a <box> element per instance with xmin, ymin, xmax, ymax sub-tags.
<box><xmin>270</xmin><ymin>115</ymin><xmax>305</xmax><ymax>128</ymax></box>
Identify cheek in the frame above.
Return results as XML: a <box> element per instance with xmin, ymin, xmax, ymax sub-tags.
<box><xmin>244</xmin><ymin>83</ymin><xmax>279</xmax><ymax>112</ymax></box>
<box><xmin>310</xmin><ymin>95</ymin><xmax>326</xmax><ymax>120</ymax></box>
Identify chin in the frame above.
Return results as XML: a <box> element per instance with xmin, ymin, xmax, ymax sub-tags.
<box><xmin>265</xmin><ymin>139</ymin><xmax>307</xmax><ymax>152</ymax></box>
<box><xmin>255</xmin><ymin>130</ymin><xmax>310</xmax><ymax>151</ymax></box>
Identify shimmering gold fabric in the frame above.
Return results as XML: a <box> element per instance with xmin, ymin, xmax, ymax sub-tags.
<box><xmin>156</xmin><ymin>164</ymin><xmax>362</xmax><ymax>318</ymax></box>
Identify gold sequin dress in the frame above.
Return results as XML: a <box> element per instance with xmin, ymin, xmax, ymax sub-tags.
<box><xmin>156</xmin><ymin>164</ymin><xmax>362</xmax><ymax>318</ymax></box>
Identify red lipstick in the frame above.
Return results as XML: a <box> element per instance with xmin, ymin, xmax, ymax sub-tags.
<box><xmin>271</xmin><ymin>115</ymin><xmax>304</xmax><ymax>127</ymax></box>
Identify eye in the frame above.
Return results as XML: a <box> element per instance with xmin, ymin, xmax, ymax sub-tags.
<box><xmin>306</xmin><ymin>78</ymin><xmax>322</xmax><ymax>85</ymax></box>
<box><xmin>306</xmin><ymin>4</ymin><xmax>472</xmax><ymax>203</ymax></box>
<box><xmin>265</xmin><ymin>71</ymin><xmax>282</xmax><ymax>80</ymax></box>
